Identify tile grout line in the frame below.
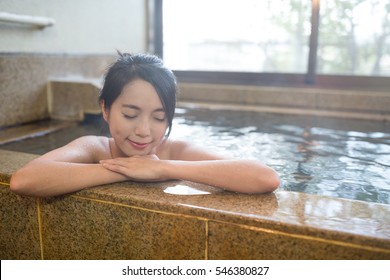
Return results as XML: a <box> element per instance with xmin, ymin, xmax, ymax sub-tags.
<box><xmin>213</xmin><ymin>220</ymin><xmax>390</xmax><ymax>254</ymax></box>
<box><xmin>205</xmin><ymin>220</ymin><xmax>209</xmax><ymax>260</ymax></box>
<box><xmin>36</xmin><ymin>198</ymin><xmax>45</xmax><ymax>260</ymax></box>
<box><xmin>71</xmin><ymin>195</ymin><xmax>209</xmax><ymax>222</ymax></box>
<box><xmin>0</xmin><ymin>181</ymin><xmax>10</xmax><ymax>187</ymax></box>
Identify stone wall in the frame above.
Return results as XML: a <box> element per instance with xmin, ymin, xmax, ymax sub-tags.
<box><xmin>0</xmin><ymin>53</ymin><xmax>114</xmax><ymax>128</ymax></box>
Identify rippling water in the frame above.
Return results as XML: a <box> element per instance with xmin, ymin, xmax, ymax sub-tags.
<box><xmin>171</xmin><ymin>108</ymin><xmax>390</xmax><ymax>205</ymax></box>
<box><xmin>2</xmin><ymin>107</ymin><xmax>390</xmax><ymax>204</ymax></box>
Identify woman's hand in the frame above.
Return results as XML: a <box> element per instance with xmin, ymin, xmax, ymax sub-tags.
<box><xmin>99</xmin><ymin>155</ymin><xmax>166</xmax><ymax>182</ymax></box>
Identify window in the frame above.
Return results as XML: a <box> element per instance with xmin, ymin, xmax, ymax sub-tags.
<box><xmin>318</xmin><ymin>0</ymin><xmax>390</xmax><ymax>76</ymax></box>
<box><xmin>163</xmin><ymin>0</ymin><xmax>311</xmax><ymax>73</ymax></box>
<box><xmin>155</xmin><ymin>0</ymin><xmax>390</xmax><ymax>88</ymax></box>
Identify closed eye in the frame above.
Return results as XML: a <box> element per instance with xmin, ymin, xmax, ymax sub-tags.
<box><xmin>153</xmin><ymin>113</ymin><xmax>166</xmax><ymax>122</ymax></box>
<box><xmin>123</xmin><ymin>114</ymin><xmax>137</xmax><ymax>119</ymax></box>
<box><xmin>154</xmin><ymin>117</ymin><xmax>166</xmax><ymax>122</ymax></box>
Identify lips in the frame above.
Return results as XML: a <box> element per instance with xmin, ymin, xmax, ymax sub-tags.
<box><xmin>128</xmin><ymin>139</ymin><xmax>150</xmax><ymax>150</ymax></box>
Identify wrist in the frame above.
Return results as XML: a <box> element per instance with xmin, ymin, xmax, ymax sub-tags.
<box><xmin>159</xmin><ymin>160</ymin><xmax>178</xmax><ymax>180</ymax></box>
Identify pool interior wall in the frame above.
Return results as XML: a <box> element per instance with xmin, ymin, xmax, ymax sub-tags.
<box><xmin>1</xmin><ymin>67</ymin><xmax>390</xmax><ymax>259</ymax></box>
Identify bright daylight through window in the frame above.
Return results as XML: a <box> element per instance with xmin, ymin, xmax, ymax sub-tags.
<box><xmin>318</xmin><ymin>0</ymin><xmax>390</xmax><ymax>76</ymax></box>
<box><xmin>163</xmin><ymin>0</ymin><xmax>390</xmax><ymax>76</ymax></box>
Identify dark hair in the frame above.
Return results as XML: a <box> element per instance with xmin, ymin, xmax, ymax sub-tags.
<box><xmin>99</xmin><ymin>52</ymin><xmax>177</xmax><ymax>137</ymax></box>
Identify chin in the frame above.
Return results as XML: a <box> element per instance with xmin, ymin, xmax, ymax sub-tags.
<box><xmin>126</xmin><ymin>149</ymin><xmax>152</xmax><ymax>157</ymax></box>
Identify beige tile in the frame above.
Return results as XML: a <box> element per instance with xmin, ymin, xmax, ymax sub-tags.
<box><xmin>208</xmin><ymin>221</ymin><xmax>390</xmax><ymax>260</ymax></box>
<box><xmin>0</xmin><ymin>186</ymin><xmax>41</xmax><ymax>259</ymax></box>
<box><xmin>40</xmin><ymin>196</ymin><xmax>206</xmax><ymax>259</ymax></box>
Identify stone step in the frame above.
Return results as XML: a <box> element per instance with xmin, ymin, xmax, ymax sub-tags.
<box><xmin>0</xmin><ymin>120</ymin><xmax>75</xmax><ymax>145</ymax></box>
<box><xmin>48</xmin><ymin>78</ymin><xmax>102</xmax><ymax>121</ymax></box>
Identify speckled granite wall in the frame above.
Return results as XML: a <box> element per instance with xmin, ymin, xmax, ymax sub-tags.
<box><xmin>0</xmin><ymin>53</ymin><xmax>114</xmax><ymax>128</ymax></box>
<box><xmin>1</xmin><ymin>149</ymin><xmax>390</xmax><ymax>260</ymax></box>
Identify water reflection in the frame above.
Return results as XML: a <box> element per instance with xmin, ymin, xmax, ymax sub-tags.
<box><xmin>172</xmin><ymin>108</ymin><xmax>390</xmax><ymax>205</ymax></box>
<box><xmin>275</xmin><ymin>191</ymin><xmax>390</xmax><ymax>238</ymax></box>
<box><xmin>164</xmin><ymin>184</ymin><xmax>212</xmax><ymax>195</ymax></box>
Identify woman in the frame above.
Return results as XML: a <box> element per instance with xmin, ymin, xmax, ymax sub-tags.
<box><xmin>10</xmin><ymin>52</ymin><xmax>279</xmax><ymax>197</ymax></box>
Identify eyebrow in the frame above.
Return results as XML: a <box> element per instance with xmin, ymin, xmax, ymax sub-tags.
<box><xmin>122</xmin><ymin>104</ymin><xmax>165</xmax><ymax>113</ymax></box>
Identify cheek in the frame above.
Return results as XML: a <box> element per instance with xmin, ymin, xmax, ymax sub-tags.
<box><xmin>109</xmin><ymin>126</ymin><xmax>122</xmax><ymax>139</ymax></box>
<box><xmin>157</xmin><ymin>123</ymin><xmax>169</xmax><ymax>137</ymax></box>
<box><xmin>107</xmin><ymin>116</ymin><xmax>129</xmax><ymax>138</ymax></box>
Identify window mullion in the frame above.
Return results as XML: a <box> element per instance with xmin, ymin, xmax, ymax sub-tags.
<box><xmin>305</xmin><ymin>0</ymin><xmax>320</xmax><ymax>85</ymax></box>
<box><xmin>305</xmin><ymin>0</ymin><xmax>321</xmax><ymax>85</ymax></box>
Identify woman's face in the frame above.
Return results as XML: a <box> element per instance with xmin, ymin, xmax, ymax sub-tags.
<box><xmin>102</xmin><ymin>79</ymin><xmax>168</xmax><ymax>157</ymax></box>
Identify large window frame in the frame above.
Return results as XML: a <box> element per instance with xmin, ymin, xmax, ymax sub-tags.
<box><xmin>149</xmin><ymin>0</ymin><xmax>390</xmax><ymax>92</ymax></box>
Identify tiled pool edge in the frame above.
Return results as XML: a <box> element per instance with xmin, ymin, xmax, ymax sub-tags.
<box><xmin>1</xmin><ymin>149</ymin><xmax>390</xmax><ymax>259</ymax></box>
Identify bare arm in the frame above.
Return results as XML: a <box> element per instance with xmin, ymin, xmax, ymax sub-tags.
<box><xmin>100</xmin><ymin>140</ymin><xmax>280</xmax><ymax>193</ymax></box>
<box><xmin>162</xmin><ymin>159</ymin><xmax>279</xmax><ymax>193</ymax></box>
<box><xmin>10</xmin><ymin>136</ymin><xmax>127</xmax><ymax>197</ymax></box>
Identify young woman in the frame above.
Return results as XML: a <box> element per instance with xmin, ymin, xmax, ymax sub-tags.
<box><xmin>10</xmin><ymin>52</ymin><xmax>279</xmax><ymax>197</ymax></box>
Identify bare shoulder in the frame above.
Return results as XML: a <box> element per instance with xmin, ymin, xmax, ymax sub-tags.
<box><xmin>163</xmin><ymin>139</ymin><xmax>227</xmax><ymax>161</ymax></box>
<box><xmin>37</xmin><ymin>135</ymin><xmax>111</xmax><ymax>163</ymax></box>
<box><xmin>71</xmin><ymin>135</ymin><xmax>108</xmax><ymax>148</ymax></box>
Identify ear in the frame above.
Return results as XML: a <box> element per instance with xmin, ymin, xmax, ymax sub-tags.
<box><xmin>100</xmin><ymin>100</ymin><xmax>109</xmax><ymax>122</ymax></box>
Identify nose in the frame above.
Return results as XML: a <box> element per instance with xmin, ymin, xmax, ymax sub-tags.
<box><xmin>134</xmin><ymin>118</ymin><xmax>151</xmax><ymax>137</ymax></box>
